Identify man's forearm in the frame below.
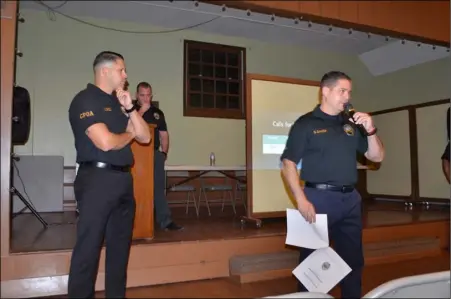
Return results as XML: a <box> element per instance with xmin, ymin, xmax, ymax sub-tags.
<box><xmin>366</xmin><ymin>134</ymin><xmax>384</xmax><ymax>162</ymax></box>
<box><xmin>107</xmin><ymin>132</ymin><xmax>134</xmax><ymax>151</ymax></box>
<box><xmin>281</xmin><ymin>159</ymin><xmax>307</xmax><ymax>204</ymax></box>
<box><xmin>160</xmin><ymin>135</ymin><xmax>169</xmax><ymax>154</ymax></box>
<box><xmin>128</xmin><ymin>110</ymin><xmax>151</xmax><ymax>144</ymax></box>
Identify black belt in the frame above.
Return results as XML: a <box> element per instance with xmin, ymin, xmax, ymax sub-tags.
<box><xmin>78</xmin><ymin>161</ymin><xmax>131</xmax><ymax>172</ymax></box>
<box><xmin>305</xmin><ymin>182</ymin><xmax>354</xmax><ymax>193</ymax></box>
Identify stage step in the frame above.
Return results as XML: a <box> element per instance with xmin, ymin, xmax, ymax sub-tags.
<box><xmin>229</xmin><ymin>251</ymin><xmax>297</xmax><ymax>284</ymax></box>
<box><xmin>229</xmin><ymin>234</ymin><xmax>447</xmax><ymax>284</ymax></box>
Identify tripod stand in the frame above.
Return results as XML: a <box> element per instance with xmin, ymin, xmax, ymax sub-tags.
<box><xmin>10</xmin><ymin>156</ymin><xmax>48</xmax><ymax>228</ymax></box>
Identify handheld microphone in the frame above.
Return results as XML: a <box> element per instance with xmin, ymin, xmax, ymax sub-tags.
<box><xmin>343</xmin><ymin>102</ymin><xmax>367</xmax><ymax>135</ymax></box>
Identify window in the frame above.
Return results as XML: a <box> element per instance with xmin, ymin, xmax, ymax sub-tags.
<box><xmin>183</xmin><ymin>40</ymin><xmax>246</xmax><ymax>119</ymax></box>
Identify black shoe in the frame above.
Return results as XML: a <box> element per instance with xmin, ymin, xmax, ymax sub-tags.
<box><xmin>164</xmin><ymin>222</ymin><xmax>184</xmax><ymax>231</ymax></box>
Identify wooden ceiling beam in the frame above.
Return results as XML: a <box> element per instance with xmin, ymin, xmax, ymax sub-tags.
<box><xmin>202</xmin><ymin>1</ymin><xmax>450</xmax><ymax>47</ymax></box>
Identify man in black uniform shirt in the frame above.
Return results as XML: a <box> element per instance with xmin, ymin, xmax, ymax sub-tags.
<box><xmin>441</xmin><ymin>107</ymin><xmax>450</xmax><ymax>183</ymax></box>
<box><xmin>133</xmin><ymin>82</ymin><xmax>183</xmax><ymax>231</ymax></box>
<box><xmin>281</xmin><ymin>71</ymin><xmax>385</xmax><ymax>298</ymax></box>
<box><xmin>68</xmin><ymin>51</ymin><xmax>151</xmax><ymax>298</ymax></box>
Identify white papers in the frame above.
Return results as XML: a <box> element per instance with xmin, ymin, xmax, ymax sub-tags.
<box><xmin>285</xmin><ymin>208</ymin><xmax>352</xmax><ymax>294</ymax></box>
<box><xmin>285</xmin><ymin>208</ymin><xmax>329</xmax><ymax>249</ymax></box>
<box><xmin>292</xmin><ymin>247</ymin><xmax>352</xmax><ymax>294</ymax></box>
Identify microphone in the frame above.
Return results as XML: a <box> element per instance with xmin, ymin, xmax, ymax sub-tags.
<box><xmin>343</xmin><ymin>102</ymin><xmax>367</xmax><ymax>135</ymax></box>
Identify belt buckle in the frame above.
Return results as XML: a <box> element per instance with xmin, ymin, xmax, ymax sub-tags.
<box><xmin>97</xmin><ymin>162</ymin><xmax>108</xmax><ymax>168</ymax></box>
<box><xmin>341</xmin><ymin>186</ymin><xmax>346</xmax><ymax>193</ymax></box>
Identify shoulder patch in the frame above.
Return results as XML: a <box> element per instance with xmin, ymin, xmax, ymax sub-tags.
<box><xmin>80</xmin><ymin>111</ymin><xmax>94</xmax><ymax>119</ymax></box>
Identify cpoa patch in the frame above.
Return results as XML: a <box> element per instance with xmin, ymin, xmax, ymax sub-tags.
<box><xmin>343</xmin><ymin>123</ymin><xmax>354</xmax><ymax>136</ymax></box>
<box><xmin>153</xmin><ymin>112</ymin><xmax>160</xmax><ymax>120</ymax></box>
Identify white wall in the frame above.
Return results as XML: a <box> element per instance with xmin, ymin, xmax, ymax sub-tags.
<box><xmin>14</xmin><ymin>10</ymin><xmax>450</xmax><ymax>168</ymax></box>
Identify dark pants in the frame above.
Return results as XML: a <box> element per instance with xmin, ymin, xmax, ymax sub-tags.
<box><xmin>68</xmin><ymin>166</ymin><xmax>136</xmax><ymax>298</ymax></box>
<box><xmin>154</xmin><ymin>150</ymin><xmax>172</xmax><ymax>228</ymax></box>
<box><xmin>298</xmin><ymin>187</ymin><xmax>364</xmax><ymax>299</ymax></box>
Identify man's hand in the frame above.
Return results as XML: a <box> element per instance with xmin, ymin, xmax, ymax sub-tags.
<box><xmin>351</xmin><ymin>112</ymin><xmax>375</xmax><ymax>132</ymax></box>
<box><xmin>297</xmin><ymin>198</ymin><xmax>316</xmax><ymax>223</ymax></box>
<box><xmin>116</xmin><ymin>88</ymin><xmax>133</xmax><ymax>110</ymax></box>
<box><xmin>139</xmin><ymin>103</ymin><xmax>151</xmax><ymax>115</ymax></box>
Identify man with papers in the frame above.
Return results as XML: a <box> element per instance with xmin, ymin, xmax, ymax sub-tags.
<box><xmin>280</xmin><ymin>71</ymin><xmax>385</xmax><ymax>298</ymax></box>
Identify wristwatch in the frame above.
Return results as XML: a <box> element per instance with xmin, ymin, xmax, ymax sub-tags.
<box><xmin>125</xmin><ymin>104</ymin><xmax>137</xmax><ymax>114</ymax></box>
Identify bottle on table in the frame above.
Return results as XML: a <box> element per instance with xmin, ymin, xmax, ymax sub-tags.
<box><xmin>210</xmin><ymin>152</ymin><xmax>215</xmax><ymax>166</ymax></box>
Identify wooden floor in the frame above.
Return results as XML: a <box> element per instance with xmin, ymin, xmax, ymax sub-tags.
<box><xmin>10</xmin><ymin>200</ymin><xmax>450</xmax><ymax>253</ymax></box>
<box><xmin>48</xmin><ymin>253</ymin><xmax>450</xmax><ymax>298</ymax></box>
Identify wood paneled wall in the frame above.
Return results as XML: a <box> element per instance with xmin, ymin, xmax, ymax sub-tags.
<box><xmin>208</xmin><ymin>1</ymin><xmax>450</xmax><ymax>45</ymax></box>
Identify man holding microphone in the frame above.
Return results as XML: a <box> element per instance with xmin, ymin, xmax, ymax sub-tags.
<box><xmin>281</xmin><ymin>71</ymin><xmax>384</xmax><ymax>298</ymax></box>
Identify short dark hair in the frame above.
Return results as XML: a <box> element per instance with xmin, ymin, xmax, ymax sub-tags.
<box><xmin>320</xmin><ymin>71</ymin><xmax>351</xmax><ymax>89</ymax></box>
<box><xmin>136</xmin><ymin>81</ymin><xmax>152</xmax><ymax>92</ymax></box>
<box><xmin>93</xmin><ymin>51</ymin><xmax>124</xmax><ymax>71</ymax></box>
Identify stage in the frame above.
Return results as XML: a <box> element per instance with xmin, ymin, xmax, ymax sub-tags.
<box><xmin>3</xmin><ymin>200</ymin><xmax>450</xmax><ymax>298</ymax></box>
<box><xmin>10</xmin><ymin>200</ymin><xmax>450</xmax><ymax>253</ymax></box>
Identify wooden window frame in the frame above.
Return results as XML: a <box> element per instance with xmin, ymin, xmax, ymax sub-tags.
<box><xmin>183</xmin><ymin>40</ymin><xmax>246</xmax><ymax>119</ymax></box>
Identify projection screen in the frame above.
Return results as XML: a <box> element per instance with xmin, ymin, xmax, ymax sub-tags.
<box><xmin>247</xmin><ymin>75</ymin><xmax>320</xmax><ymax>218</ymax></box>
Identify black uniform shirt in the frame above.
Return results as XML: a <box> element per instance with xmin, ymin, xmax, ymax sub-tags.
<box><xmin>134</xmin><ymin>101</ymin><xmax>167</xmax><ymax>150</ymax></box>
<box><xmin>69</xmin><ymin>83</ymin><xmax>133</xmax><ymax>166</ymax></box>
<box><xmin>281</xmin><ymin>104</ymin><xmax>368</xmax><ymax>186</ymax></box>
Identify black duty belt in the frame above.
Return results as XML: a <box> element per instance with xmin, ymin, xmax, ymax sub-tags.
<box><xmin>78</xmin><ymin>161</ymin><xmax>131</xmax><ymax>172</ymax></box>
<box><xmin>305</xmin><ymin>182</ymin><xmax>354</xmax><ymax>193</ymax></box>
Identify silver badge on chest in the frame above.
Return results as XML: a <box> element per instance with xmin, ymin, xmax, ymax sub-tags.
<box><xmin>343</xmin><ymin>124</ymin><xmax>354</xmax><ymax>136</ymax></box>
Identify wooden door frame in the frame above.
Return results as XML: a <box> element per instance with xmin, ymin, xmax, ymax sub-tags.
<box><xmin>1</xmin><ymin>0</ymin><xmax>18</xmax><ymax>258</ymax></box>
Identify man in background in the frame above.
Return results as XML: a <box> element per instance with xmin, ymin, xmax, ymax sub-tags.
<box><xmin>134</xmin><ymin>82</ymin><xmax>183</xmax><ymax>231</ymax></box>
<box><xmin>441</xmin><ymin>107</ymin><xmax>450</xmax><ymax>183</ymax></box>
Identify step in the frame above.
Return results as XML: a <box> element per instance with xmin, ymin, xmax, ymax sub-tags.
<box><xmin>229</xmin><ymin>236</ymin><xmax>444</xmax><ymax>284</ymax></box>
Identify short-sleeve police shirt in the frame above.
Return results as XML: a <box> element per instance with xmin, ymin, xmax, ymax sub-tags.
<box><xmin>69</xmin><ymin>83</ymin><xmax>133</xmax><ymax>166</ymax></box>
<box><xmin>135</xmin><ymin>101</ymin><xmax>167</xmax><ymax>150</ymax></box>
<box><xmin>281</xmin><ymin>105</ymin><xmax>368</xmax><ymax>186</ymax></box>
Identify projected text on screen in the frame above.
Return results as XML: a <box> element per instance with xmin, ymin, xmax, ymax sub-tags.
<box><xmin>262</xmin><ymin>134</ymin><xmax>288</xmax><ymax>154</ymax></box>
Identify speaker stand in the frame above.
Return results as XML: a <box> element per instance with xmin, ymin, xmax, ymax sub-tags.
<box><xmin>10</xmin><ymin>186</ymin><xmax>48</xmax><ymax>229</ymax></box>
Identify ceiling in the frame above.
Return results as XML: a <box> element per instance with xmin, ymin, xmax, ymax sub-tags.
<box><xmin>20</xmin><ymin>1</ymin><xmax>450</xmax><ymax>75</ymax></box>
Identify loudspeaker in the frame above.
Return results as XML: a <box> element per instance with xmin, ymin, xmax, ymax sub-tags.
<box><xmin>12</xmin><ymin>85</ymin><xmax>31</xmax><ymax>145</ymax></box>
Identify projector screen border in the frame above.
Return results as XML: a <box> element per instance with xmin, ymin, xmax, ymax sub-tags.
<box><xmin>244</xmin><ymin>73</ymin><xmax>321</xmax><ymax>221</ymax></box>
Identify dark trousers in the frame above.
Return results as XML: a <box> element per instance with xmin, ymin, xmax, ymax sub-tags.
<box><xmin>68</xmin><ymin>166</ymin><xmax>136</xmax><ymax>298</ymax></box>
<box><xmin>298</xmin><ymin>187</ymin><xmax>364</xmax><ymax>299</ymax></box>
<box><xmin>154</xmin><ymin>150</ymin><xmax>172</xmax><ymax>228</ymax></box>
